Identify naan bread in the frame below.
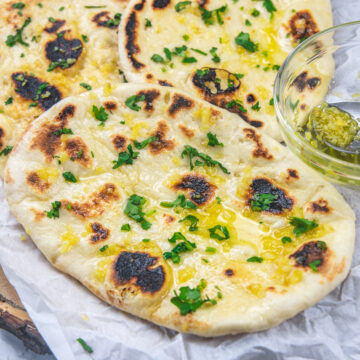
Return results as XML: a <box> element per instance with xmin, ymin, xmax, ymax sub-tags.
<box><xmin>0</xmin><ymin>0</ymin><xmax>128</xmax><ymax>176</ymax></box>
<box><xmin>119</xmin><ymin>0</ymin><xmax>333</xmax><ymax>140</ymax></box>
<box><xmin>5</xmin><ymin>84</ymin><xmax>354</xmax><ymax>336</ymax></box>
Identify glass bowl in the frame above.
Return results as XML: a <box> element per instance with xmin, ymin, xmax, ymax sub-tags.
<box><xmin>274</xmin><ymin>21</ymin><xmax>360</xmax><ymax>186</ymax></box>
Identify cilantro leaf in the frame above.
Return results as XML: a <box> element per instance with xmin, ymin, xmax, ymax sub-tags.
<box><xmin>0</xmin><ymin>146</ymin><xmax>13</xmax><ymax>156</ymax></box>
<box><xmin>80</xmin><ymin>82</ymin><xmax>92</xmax><ymax>90</ymax></box>
<box><xmin>247</xmin><ymin>256</ymin><xmax>263</xmax><ymax>263</ymax></box>
<box><xmin>251</xmin><ymin>101</ymin><xmax>261</xmax><ymax>111</ymax></box>
<box><xmin>112</xmin><ymin>144</ymin><xmax>139</xmax><ymax>168</ymax></box>
<box><xmin>160</xmin><ymin>194</ymin><xmax>197</xmax><ymax>209</ymax></box>
<box><xmin>164</xmin><ymin>232</ymin><xmax>196</xmax><ymax>264</ymax></box>
<box><xmin>92</xmin><ymin>105</ymin><xmax>108</xmax><ymax>126</ymax></box>
<box><xmin>151</xmin><ymin>54</ymin><xmax>165</xmax><ymax>63</ymax></box>
<box><xmin>133</xmin><ymin>136</ymin><xmax>159</xmax><ymax>149</ymax></box>
<box><xmin>235</xmin><ymin>32</ymin><xmax>258</xmax><ymax>52</ymax></box>
<box><xmin>199</xmin><ymin>5</ymin><xmax>227</xmax><ymax>25</ymax></box>
<box><xmin>208</xmin><ymin>225</ymin><xmax>229</xmax><ymax>240</ymax></box>
<box><xmin>250</xmin><ymin>193</ymin><xmax>278</xmax><ymax>212</ymax></box>
<box><xmin>181</xmin><ymin>145</ymin><xmax>230</xmax><ymax>174</ymax></box>
<box><xmin>46</xmin><ymin>201</ymin><xmax>61</xmax><ymax>219</ymax></box>
<box><xmin>289</xmin><ymin>217</ymin><xmax>318</xmax><ymax>237</ymax></box>
<box><xmin>76</xmin><ymin>338</ymin><xmax>93</xmax><ymax>354</ymax></box>
<box><xmin>209</xmin><ymin>47</ymin><xmax>220</xmax><ymax>63</ymax></box>
<box><xmin>225</xmin><ymin>99</ymin><xmax>247</xmax><ymax>113</ymax></box>
<box><xmin>175</xmin><ymin>1</ymin><xmax>191</xmax><ymax>12</ymax></box>
<box><xmin>309</xmin><ymin>259</ymin><xmax>321</xmax><ymax>272</ymax></box>
<box><xmin>263</xmin><ymin>0</ymin><xmax>276</xmax><ymax>15</ymax></box>
<box><xmin>5</xmin><ymin>97</ymin><xmax>13</xmax><ymax>105</ymax></box>
<box><xmin>53</xmin><ymin>127</ymin><xmax>73</xmax><ymax>136</ymax></box>
<box><xmin>62</xmin><ymin>171</ymin><xmax>77</xmax><ymax>183</ymax></box>
<box><xmin>281</xmin><ymin>236</ymin><xmax>292</xmax><ymax>244</ymax></box>
<box><xmin>179</xmin><ymin>215</ymin><xmax>199</xmax><ymax>231</ymax></box>
<box><xmin>207</xmin><ymin>132</ymin><xmax>223</xmax><ymax>147</ymax></box>
<box><xmin>145</xmin><ymin>18</ymin><xmax>152</xmax><ymax>27</ymax></box>
<box><xmin>182</xmin><ymin>56</ymin><xmax>197</xmax><ymax>64</ymax></box>
<box><xmin>125</xmin><ymin>94</ymin><xmax>145</xmax><ymax>111</ymax></box>
<box><xmin>6</xmin><ymin>17</ymin><xmax>31</xmax><ymax>47</ymax></box>
<box><xmin>124</xmin><ymin>194</ymin><xmax>152</xmax><ymax>230</ymax></box>
<box><xmin>12</xmin><ymin>2</ymin><xmax>25</xmax><ymax>9</ymax></box>
<box><xmin>121</xmin><ymin>224</ymin><xmax>131</xmax><ymax>231</ymax></box>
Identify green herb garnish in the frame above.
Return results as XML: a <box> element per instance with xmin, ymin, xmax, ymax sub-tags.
<box><xmin>175</xmin><ymin>1</ymin><xmax>191</xmax><ymax>12</ymax></box>
<box><xmin>124</xmin><ymin>194</ymin><xmax>152</xmax><ymax>230</ymax></box>
<box><xmin>181</xmin><ymin>145</ymin><xmax>230</xmax><ymax>174</ymax></box>
<box><xmin>235</xmin><ymin>31</ymin><xmax>258</xmax><ymax>52</ymax></box>
<box><xmin>47</xmin><ymin>58</ymin><xmax>77</xmax><ymax>71</ymax></box>
<box><xmin>245</xmin><ymin>19</ymin><xmax>252</xmax><ymax>26</ymax></box>
<box><xmin>121</xmin><ymin>224</ymin><xmax>131</xmax><ymax>231</ymax></box>
<box><xmin>46</xmin><ymin>201</ymin><xmax>61</xmax><ymax>219</ymax></box>
<box><xmin>62</xmin><ymin>171</ymin><xmax>77</xmax><ymax>183</ymax></box>
<box><xmin>99</xmin><ymin>245</ymin><xmax>108</xmax><ymax>252</ymax></box>
<box><xmin>247</xmin><ymin>256</ymin><xmax>263</xmax><ymax>263</ymax></box>
<box><xmin>84</xmin><ymin>5</ymin><xmax>106</xmax><ymax>8</ymax></box>
<box><xmin>262</xmin><ymin>0</ymin><xmax>276</xmax><ymax>17</ymax></box>
<box><xmin>179</xmin><ymin>215</ymin><xmax>199</xmax><ymax>231</ymax></box>
<box><xmin>53</xmin><ymin>128</ymin><xmax>73</xmax><ymax>136</ymax></box>
<box><xmin>80</xmin><ymin>82</ymin><xmax>91</xmax><ymax>90</ymax></box>
<box><xmin>6</xmin><ymin>17</ymin><xmax>31</xmax><ymax>47</ymax></box>
<box><xmin>289</xmin><ymin>217</ymin><xmax>318</xmax><ymax>237</ymax></box>
<box><xmin>171</xmin><ymin>280</ymin><xmax>217</xmax><ymax>315</ymax></box>
<box><xmin>205</xmin><ymin>246</ymin><xmax>217</xmax><ymax>253</ymax></box>
<box><xmin>0</xmin><ymin>146</ymin><xmax>13</xmax><ymax>156</ymax></box>
<box><xmin>160</xmin><ymin>194</ymin><xmax>197</xmax><ymax>209</ymax></box>
<box><xmin>92</xmin><ymin>105</ymin><xmax>108</xmax><ymax>126</ymax></box>
<box><xmin>209</xmin><ymin>47</ymin><xmax>220</xmax><ymax>63</ymax></box>
<box><xmin>5</xmin><ymin>97</ymin><xmax>13</xmax><ymax>105</ymax></box>
<box><xmin>112</xmin><ymin>144</ymin><xmax>139</xmax><ymax>168</ymax></box>
<box><xmin>182</xmin><ymin>56</ymin><xmax>197</xmax><ymax>64</ymax></box>
<box><xmin>208</xmin><ymin>225</ymin><xmax>229</xmax><ymax>240</ymax></box>
<box><xmin>145</xmin><ymin>18</ymin><xmax>152</xmax><ymax>27</ymax></box>
<box><xmin>12</xmin><ymin>2</ymin><xmax>25</xmax><ymax>9</ymax></box>
<box><xmin>125</xmin><ymin>94</ymin><xmax>145</xmax><ymax>111</ymax></box>
<box><xmin>81</xmin><ymin>34</ymin><xmax>89</xmax><ymax>42</ymax></box>
<box><xmin>199</xmin><ymin>5</ymin><xmax>227</xmax><ymax>25</ymax></box>
<box><xmin>309</xmin><ymin>259</ymin><xmax>321</xmax><ymax>272</ymax></box>
<box><xmin>281</xmin><ymin>236</ymin><xmax>292</xmax><ymax>244</ymax></box>
<box><xmin>251</xmin><ymin>101</ymin><xmax>261</xmax><ymax>111</ymax></box>
<box><xmin>133</xmin><ymin>136</ymin><xmax>159</xmax><ymax>149</ymax></box>
<box><xmin>76</xmin><ymin>338</ymin><xmax>93</xmax><ymax>354</ymax></box>
<box><xmin>225</xmin><ymin>99</ymin><xmax>247</xmax><ymax>113</ymax></box>
<box><xmin>190</xmin><ymin>48</ymin><xmax>207</xmax><ymax>56</ymax></box>
<box><xmin>250</xmin><ymin>193</ymin><xmax>278</xmax><ymax>211</ymax></box>
<box><xmin>151</xmin><ymin>54</ymin><xmax>165</xmax><ymax>63</ymax></box>
<box><xmin>164</xmin><ymin>232</ymin><xmax>196</xmax><ymax>264</ymax></box>
<box><xmin>207</xmin><ymin>132</ymin><xmax>223</xmax><ymax>147</ymax></box>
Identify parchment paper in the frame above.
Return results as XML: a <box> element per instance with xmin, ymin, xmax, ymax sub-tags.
<box><xmin>1</xmin><ymin>1</ymin><xmax>360</xmax><ymax>359</ymax></box>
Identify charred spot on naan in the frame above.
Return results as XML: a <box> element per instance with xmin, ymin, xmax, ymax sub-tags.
<box><xmin>288</xmin><ymin>10</ymin><xmax>319</xmax><ymax>42</ymax></box>
<box><xmin>112</xmin><ymin>134</ymin><xmax>128</xmax><ymax>151</ymax></box>
<box><xmin>168</xmin><ymin>94</ymin><xmax>194</xmax><ymax>117</ymax></box>
<box><xmin>136</xmin><ymin>89</ymin><xmax>160</xmax><ymax>112</ymax></box>
<box><xmin>152</xmin><ymin>0</ymin><xmax>171</xmax><ymax>9</ymax></box>
<box><xmin>26</xmin><ymin>171</ymin><xmax>51</xmax><ymax>193</ymax></box>
<box><xmin>125</xmin><ymin>11</ymin><xmax>145</xmax><ymax>70</ymax></box>
<box><xmin>307</xmin><ymin>199</ymin><xmax>332</xmax><ymax>214</ymax></box>
<box><xmin>12</xmin><ymin>72</ymin><xmax>62</xmax><ymax>110</ymax></box>
<box><xmin>162</xmin><ymin>213</ymin><xmax>176</xmax><ymax>224</ymax></box>
<box><xmin>89</xmin><ymin>222</ymin><xmax>110</xmax><ymax>243</ymax></box>
<box><xmin>172</xmin><ymin>174</ymin><xmax>216</xmax><ymax>206</ymax></box>
<box><xmin>64</xmin><ymin>137</ymin><xmax>91</xmax><ymax>167</ymax></box>
<box><xmin>285</xmin><ymin>169</ymin><xmax>299</xmax><ymax>182</ymax></box>
<box><xmin>103</xmin><ymin>101</ymin><xmax>118</xmax><ymax>111</ymax></box>
<box><xmin>30</xmin><ymin>104</ymin><xmax>75</xmax><ymax>161</ymax></box>
<box><xmin>158</xmin><ymin>80</ymin><xmax>173</xmax><ymax>87</ymax></box>
<box><xmin>30</xmin><ymin>208</ymin><xmax>46</xmax><ymax>222</ymax></box>
<box><xmin>290</xmin><ymin>241</ymin><xmax>328</xmax><ymax>271</ymax></box>
<box><xmin>291</xmin><ymin>71</ymin><xmax>321</xmax><ymax>92</ymax></box>
<box><xmin>112</xmin><ymin>251</ymin><xmax>166</xmax><ymax>294</ymax></box>
<box><xmin>246</xmin><ymin>94</ymin><xmax>257</xmax><ymax>104</ymax></box>
<box><xmin>0</xmin><ymin>128</ymin><xmax>5</xmax><ymax>150</ymax></box>
<box><xmin>92</xmin><ymin>11</ymin><xmax>118</xmax><ymax>29</ymax></box>
<box><xmin>45</xmin><ymin>34</ymin><xmax>83</xmax><ymax>70</ymax></box>
<box><xmin>149</xmin><ymin>121</ymin><xmax>175</xmax><ymax>154</ymax></box>
<box><xmin>224</xmin><ymin>268</ymin><xmax>234</xmax><ymax>277</ymax></box>
<box><xmin>243</xmin><ymin>128</ymin><xmax>273</xmax><ymax>160</ymax></box>
<box><xmin>63</xmin><ymin>183</ymin><xmax>120</xmax><ymax>219</ymax></box>
<box><xmin>247</xmin><ymin>178</ymin><xmax>294</xmax><ymax>214</ymax></box>
<box><xmin>178</xmin><ymin>124</ymin><xmax>195</xmax><ymax>138</ymax></box>
<box><xmin>44</xmin><ymin>19</ymin><xmax>66</xmax><ymax>33</ymax></box>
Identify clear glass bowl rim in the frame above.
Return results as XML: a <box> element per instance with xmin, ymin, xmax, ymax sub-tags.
<box><xmin>274</xmin><ymin>20</ymin><xmax>360</xmax><ymax>172</ymax></box>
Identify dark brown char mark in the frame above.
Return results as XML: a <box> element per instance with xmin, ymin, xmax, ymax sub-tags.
<box><xmin>125</xmin><ymin>11</ymin><xmax>145</xmax><ymax>70</ymax></box>
<box><xmin>291</xmin><ymin>71</ymin><xmax>320</xmax><ymax>92</ymax></box>
<box><xmin>289</xmin><ymin>10</ymin><xmax>319</xmax><ymax>42</ymax></box>
<box><xmin>290</xmin><ymin>241</ymin><xmax>327</xmax><ymax>269</ymax></box>
<box><xmin>152</xmin><ymin>0</ymin><xmax>171</xmax><ymax>9</ymax></box>
<box><xmin>44</xmin><ymin>20</ymin><xmax>66</xmax><ymax>33</ymax></box>
<box><xmin>168</xmin><ymin>94</ymin><xmax>194</xmax><ymax>116</ymax></box>
<box><xmin>137</xmin><ymin>89</ymin><xmax>160</xmax><ymax>112</ymax></box>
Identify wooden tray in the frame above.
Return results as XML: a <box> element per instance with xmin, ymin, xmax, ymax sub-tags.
<box><xmin>0</xmin><ymin>266</ymin><xmax>50</xmax><ymax>354</ymax></box>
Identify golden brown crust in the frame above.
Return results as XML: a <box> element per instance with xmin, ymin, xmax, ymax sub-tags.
<box><xmin>168</xmin><ymin>94</ymin><xmax>194</xmax><ymax>117</ymax></box>
<box><xmin>307</xmin><ymin>199</ymin><xmax>332</xmax><ymax>214</ymax></box>
<box><xmin>26</xmin><ymin>172</ymin><xmax>50</xmax><ymax>193</ymax></box>
<box><xmin>178</xmin><ymin>124</ymin><xmax>195</xmax><ymax>138</ymax></box>
<box><xmin>64</xmin><ymin>137</ymin><xmax>91</xmax><ymax>167</ymax></box>
<box><xmin>112</xmin><ymin>134</ymin><xmax>128</xmax><ymax>151</ymax></box>
<box><xmin>89</xmin><ymin>222</ymin><xmax>110</xmax><ymax>243</ymax></box>
<box><xmin>149</xmin><ymin>121</ymin><xmax>175</xmax><ymax>154</ymax></box>
<box><xmin>137</xmin><ymin>89</ymin><xmax>160</xmax><ymax>112</ymax></box>
<box><xmin>243</xmin><ymin>128</ymin><xmax>273</xmax><ymax>160</ymax></box>
<box><xmin>288</xmin><ymin>10</ymin><xmax>319</xmax><ymax>42</ymax></box>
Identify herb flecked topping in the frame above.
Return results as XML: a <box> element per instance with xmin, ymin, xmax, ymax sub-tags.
<box><xmin>289</xmin><ymin>217</ymin><xmax>318</xmax><ymax>237</ymax></box>
<box><xmin>124</xmin><ymin>194</ymin><xmax>152</xmax><ymax>230</ymax></box>
<box><xmin>163</xmin><ymin>232</ymin><xmax>196</xmax><ymax>264</ymax></box>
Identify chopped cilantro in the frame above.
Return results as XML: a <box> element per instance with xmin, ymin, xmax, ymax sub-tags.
<box><xmin>247</xmin><ymin>256</ymin><xmax>263</xmax><ymax>263</ymax></box>
<box><xmin>164</xmin><ymin>232</ymin><xmax>196</xmax><ymax>264</ymax></box>
<box><xmin>309</xmin><ymin>260</ymin><xmax>321</xmax><ymax>272</ymax></box>
<box><xmin>46</xmin><ymin>201</ymin><xmax>61</xmax><ymax>219</ymax></box>
<box><xmin>100</xmin><ymin>245</ymin><xmax>108</xmax><ymax>252</ymax></box>
<box><xmin>92</xmin><ymin>105</ymin><xmax>108</xmax><ymax>126</ymax></box>
<box><xmin>208</xmin><ymin>225</ymin><xmax>229</xmax><ymax>240</ymax></box>
<box><xmin>0</xmin><ymin>146</ymin><xmax>13</xmax><ymax>156</ymax></box>
<box><xmin>53</xmin><ymin>128</ymin><xmax>73</xmax><ymax>136</ymax></box>
<box><xmin>251</xmin><ymin>101</ymin><xmax>261</xmax><ymax>111</ymax></box>
<box><xmin>133</xmin><ymin>136</ymin><xmax>159</xmax><ymax>150</ymax></box>
<box><xmin>207</xmin><ymin>132</ymin><xmax>223</xmax><ymax>147</ymax></box>
<box><xmin>47</xmin><ymin>58</ymin><xmax>77</xmax><ymax>71</ymax></box>
<box><xmin>121</xmin><ymin>224</ymin><xmax>131</xmax><ymax>231</ymax></box>
<box><xmin>209</xmin><ymin>47</ymin><xmax>220</xmax><ymax>63</ymax></box>
<box><xmin>175</xmin><ymin>1</ymin><xmax>191</xmax><ymax>12</ymax></box>
<box><xmin>281</xmin><ymin>236</ymin><xmax>292</xmax><ymax>244</ymax></box>
<box><xmin>190</xmin><ymin>48</ymin><xmax>207</xmax><ymax>56</ymax></box>
<box><xmin>245</xmin><ymin>19</ymin><xmax>252</xmax><ymax>26</ymax></box>
<box><xmin>125</xmin><ymin>94</ymin><xmax>145</xmax><ymax>111</ymax></box>
<box><xmin>182</xmin><ymin>56</ymin><xmax>197</xmax><ymax>64</ymax></box>
<box><xmin>142</xmin><ymin>238</ymin><xmax>150</xmax><ymax>243</ymax></box>
<box><xmin>124</xmin><ymin>194</ymin><xmax>152</xmax><ymax>230</ymax></box>
<box><xmin>226</xmin><ymin>99</ymin><xmax>247</xmax><ymax>113</ymax></box>
<box><xmin>199</xmin><ymin>5</ymin><xmax>227</xmax><ymax>25</ymax></box>
<box><xmin>59</xmin><ymin>6</ymin><xmax>65</xmax><ymax>11</ymax></box>
<box><xmin>235</xmin><ymin>32</ymin><xmax>258</xmax><ymax>52</ymax></box>
<box><xmin>216</xmin><ymin>196</ymin><xmax>221</xmax><ymax>204</ymax></box>
<box><xmin>196</xmin><ymin>68</ymin><xmax>209</xmax><ymax>78</ymax></box>
<box><xmin>182</xmin><ymin>34</ymin><xmax>190</xmax><ymax>41</ymax></box>
<box><xmin>205</xmin><ymin>246</ymin><xmax>217</xmax><ymax>253</ymax></box>
<box><xmin>171</xmin><ymin>280</ymin><xmax>217</xmax><ymax>315</ymax></box>
<box><xmin>269</xmin><ymin>97</ymin><xmax>274</xmax><ymax>106</ymax></box>
<box><xmin>262</xmin><ymin>0</ymin><xmax>277</xmax><ymax>16</ymax></box>
<box><xmin>272</xmin><ymin>64</ymin><xmax>280</xmax><ymax>71</ymax></box>
<box><xmin>181</xmin><ymin>145</ymin><xmax>230</xmax><ymax>174</ymax></box>
<box><xmin>112</xmin><ymin>144</ymin><xmax>139</xmax><ymax>168</ymax></box>
<box><xmin>76</xmin><ymin>338</ymin><xmax>93</xmax><ymax>354</ymax></box>
<box><xmin>80</xmin><ymin>82</ymin><xmax>91</xmax><ymax>90</ymax></box>
<box><xmin>160</xmin><ymin>194</ymin><xmax>196</xmax><ymax>209</ymax></box>
<box><xmin>317</xmin><ymin>240</ymin><xmax>327</xmax><ymax>251</ymax></box>
<box><xmin>81</xmin><ymin>34</ymin><xmax>89</xmax><ymax>42</ymax></box>
<box><xmin>66</xmin><ymin>203</ymin><xmax>71</xmax><ymax>210</ymax></box>
<box><xmin>5</xmin><ymin>97</ymin><xmax>13</xmax><ymax>105</ymax></box>
<box><xmin>84</xmin><ymin>5</ymin><xmax>106</xmax><ymax>8</ymax></box>
<box><xmin>145</xmin><ymin>18</ymin><xmax>152</xmax><ymax>27</ymax></box>
<box><xmin>151</xmin><ymin>54</ymin><xmax>165</xmax><ymax>63</ymax></box>
<box><xmin>6</xmin><ymin>17</ymin><xmax>31</xmax><ymax>47</ymax></box>
<box><xmin>48</xmin><ymin>17</ymin><xmax>56</xmax><ymax>23</ymax></box>
<box><xmin>179</xmin><ymin>215</ymin><xmax>199</xmax><ymax>231</ymax></box>
<box><xmin>289</xmin><ymin>217</ymin><xmax>318</xmax><ymax>237</ymax></box>
<box><xmin>37</xmin><ymin>3</ymin><xmax>43</xmax><ymax>8</ymax></box>
<box><xmin>251</xmin><ymin>8</ymin><xmax>260</xmax><ymax>16</ymax></box>
<box><xmin>90</xmin><ymin>151</ymin><xmax>94</xmax><ymax>158</ymax></box>
<box><xmin>250</xmin><ymin>193</ymin><xmax>278</xmax><ymax>211</ymax></box>
<box><xmin>12</xmin><ymin>2</ymin><xmax>25</xmax><ymax>9</ymax></box>
<box><xmin>235</xmin><ymin>73</ymin><xmax>244</xmax><ymax>79</ymax></box>
<box><xmin>62</xmin><ymin>171</ymin><xmax>77</xmax><ymax>183</ymax></box>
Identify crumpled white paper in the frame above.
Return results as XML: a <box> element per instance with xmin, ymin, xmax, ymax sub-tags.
<box><xmin>1</xmin><ymin>1</ymin><xmax>360</xmax><ymax>359</ymax></box>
